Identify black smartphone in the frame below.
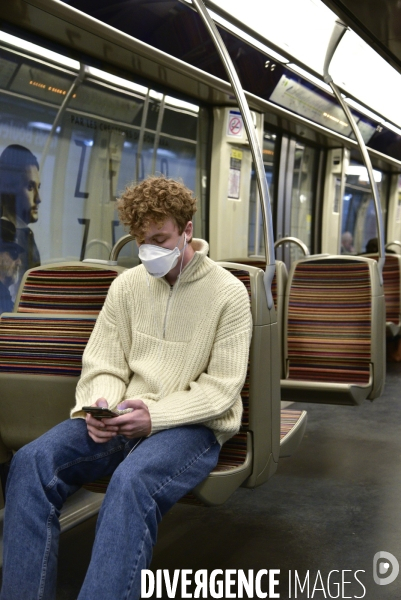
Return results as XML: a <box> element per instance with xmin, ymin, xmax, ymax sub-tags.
<box><xmin>82</xmin><ymin>406</ymin><xmax>120</xmax><ymax>419</ymax></box>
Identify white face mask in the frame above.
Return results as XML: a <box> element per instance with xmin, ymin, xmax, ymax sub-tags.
<box><xmin>139</xmin><ymin>233</ymin><xmax>186</xmax><ymax>278</ymax></box>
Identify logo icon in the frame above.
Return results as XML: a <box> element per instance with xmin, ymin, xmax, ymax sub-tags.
<box><xmin>373</xmin><ymin>551</ymin><xmax>399</xmax><ymax>585</ymax></box>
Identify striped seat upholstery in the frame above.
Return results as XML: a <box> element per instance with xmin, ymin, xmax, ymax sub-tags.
<box><xmin>0</xmin><ymin>262</ymin><xmax>125</xmax><ymax>453</ymax></box>
<box><xmin>222</xmin><ymin>258</ymin><xmax>286</xmax><ymax>312</ymax></box>
<box><xmin>279</xmin><ymin>409</ymin><xmax>308</xmax><ymax>458</ymax></box>
<box><xmin>281</xmin><ymin>256</ymin><xmax>386</xmax><ymax>405</ymax></box>
<box><xmin>0</xmin><ymin>314</ymin><xmax>96</xmax><ymax>376</ymax></box>
<box><xmin>382</xmin><ymin>255</ymin><xmax>401</xmax><ymax>325</ymax></box>
<box><xmin>287</xmin><ymin>261</ymin><xmax>372</xmax><ymax>384</ymax></box>
<box><xmin>366</xmin><ymin>253</ymin><xmax>401</xmax><ymax>336</ymax></box>
<box><xmin>15</xmin><ymin>264</ymin><xmax>120</xmax><ymax>314</ymax></box>
<box><xmin>223</xmin><ymin>258</ymin><xmax>288</xmax><ymax>376</ymax></box>
<box><xmin>280</xmin><ymin>410</ymin><xmax>306</xmax><ymax>439</ymax></box>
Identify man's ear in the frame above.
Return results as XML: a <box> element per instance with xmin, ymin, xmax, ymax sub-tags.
<box><xmin>184</xmin><ymin>221</ymin><xmax>193</xmax><ymax>243</ymax></box>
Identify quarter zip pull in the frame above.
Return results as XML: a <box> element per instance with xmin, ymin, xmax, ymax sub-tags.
<box><xmin>163</xmin><ymin>285</ymin><xmax>174</xmax><ymax>339</ymax></box>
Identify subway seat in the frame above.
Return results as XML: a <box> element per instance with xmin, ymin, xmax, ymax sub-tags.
<box><xmin>85</xmin><ymin>263</ymin><xmax>282</xmax><ymax>506</ymax></box>
<box><xmin>0</xmin><ymin>262</ymin><xmax>125</xmax><ymax>452</ymax></box>
<box><xmin>280</xmin><ymin>255</ymin><xmax>386</xmax><ymax>405</ymax></box>
<box><xmin>365</xmin><ymin>253</ymin><xmax>401</xmax><ymax>337</ymax></box>
<box><xmin>0</xmin><ymin>261</ymin><xmax>281</xmax><ymax>507</ymax></box>
<box><xmin>222</xmin><ymin>258</ymin><xmax>307</xmax><ymax>458</ymax></box>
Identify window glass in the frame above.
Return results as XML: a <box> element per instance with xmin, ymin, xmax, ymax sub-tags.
<box><xmin>341</xmin><ymin>163</ymin><xmax>388</xmax><ymax>254</ymax></box>
<box><xmin>248</xmin><ymin>132</ymin><xmax>276</xmax><ymax>257</ymax></box>
<box><xmin>0</xmin><ymin>43</ymin><xmax>201</xmax><ymax>311</ymax></box>
<box><xmin>289</xmin><ymin>142</ymin><xmax>317</xmax><ymax>262</ymax></box>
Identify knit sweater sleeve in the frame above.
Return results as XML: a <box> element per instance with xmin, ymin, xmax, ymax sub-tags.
<box><xmin>146</xmin><ymin>282</ymin><xmax>252</xmax><ymax>434</ymax></box>
<box><xmin>71</xmin><ymin>280</ymin><xmax>131</xmax><ymax>418</ymax></box>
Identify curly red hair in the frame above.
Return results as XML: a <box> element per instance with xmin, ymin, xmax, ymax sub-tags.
<box><xmin>117</xmin><ymin>176</ymin><xmax>197</xmax><ymax>241</ymax></box>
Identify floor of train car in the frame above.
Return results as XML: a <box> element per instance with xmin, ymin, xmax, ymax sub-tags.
<box><xmin>2</xmin><ymin>363</ymin><xmax>401</xmax><ymax>599</ymax></box>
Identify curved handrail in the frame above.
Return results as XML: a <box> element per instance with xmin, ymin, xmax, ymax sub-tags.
<box><xmin>274</xmin><ymin>237</ymin><xmax>310</xmax><ymax>257</ymax></box>
<box><xmin>323</xmin><ymin>21</ymin><xmax>385</xmax><ymax>285</ymax></box>
<box><xmin>385</xmin><ymin>241</ymin><xmax>401</xmax><ymax>251</ymax></box>
<box><xmin>191</xmin><ymin>0</ymin><xmax>275</xmax><ymax>309</ymax></box>
<box><xmin>109</xmin><ymin>234</ymin><xmax>135</xmax><ymax>261</ymax></box>
<box><xmin>85</xmin><ymin>239</ymin><xmax>112</xmax><ymax>255</ymax></box>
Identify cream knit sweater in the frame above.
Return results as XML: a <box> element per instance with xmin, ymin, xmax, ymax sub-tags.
<box><xmin>71</xmin><ymin>239</ymin><xmax>252</xmax><ymax>445</ymax></box>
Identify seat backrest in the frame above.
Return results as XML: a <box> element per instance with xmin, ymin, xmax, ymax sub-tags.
<box><xmin>14</xmin><ymin>261</ymin><xmax>125</xmax><ymax>314</ymax></box>
<box><xmin>283</xmin><ymin>255</ymin><xmax>385</xmax><ymax>399</ymax></box>
<box><xmin>0</xmin><ymin>262</ymin><xmax>125</xmax><ymax>452</ymax></box>
<box><xmin>0</xmin><ymin>313</ymin><xmax>97</xmax><ymax>449</ymax></box>
<box><xmin>0</xmin><ymin>313</ymin><xmax>96</xmax><ymax>377</ymax></box>
<box><xmin>222</xmin><ymin>258</ymin><xmax>288</xmax><ymax>376</ymax></box>
<box><xmin>220</xmin><ymin>263</ymin><xmax>281</xmax><ymax>486</ymax></box>
<box><xmin>365</xmin><ymin>253</ymin><xmax>401</xmax><ymax>333</ymax></box>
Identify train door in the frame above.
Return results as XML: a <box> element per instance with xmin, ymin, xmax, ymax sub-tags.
<box><xmin>322</xmin><ymin>151</ymin><xmax>391</xmax><ymax>255</ymax></box>
<box><xmin>248</xmin><ymin>131</ymin><xmax>278</xmax><ymax>258</ymax></box>
<box><xmin>275</xmin><ymin>136</ymin><xmax>321</xmax><ymax>266</ymax></box>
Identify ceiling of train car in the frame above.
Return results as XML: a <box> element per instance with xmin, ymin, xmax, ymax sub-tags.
<box><xmin>2</xmin><ymin>0</ymin><xmax>401</xmax><ymax>168</ymax></box>
<box><xmin>321</xmin><ymin>0</ymin><xmax>401</xmax><ymax>75</ymax></box>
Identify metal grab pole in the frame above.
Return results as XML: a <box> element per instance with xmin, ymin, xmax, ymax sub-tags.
<box><xmin>274</xmin><ymin>237</ymin><xmax>310</xmax><ymax>257</ymax></box>
<box><xmin>191</xmin><ymin>0</ymin><xmax>276</xmax><ymax>309</ymax></box>
<box><xmin>323</xmin><ymin>21</ymin><xmax>385</xmax><ymax>284</ymax></box>
<box><xmin>109</xmin><ymin>234</ymin><xmax>135</xmax><ymax>262</ymax></box>
<box><xmin>40</xmin><ymin>63</ymin><xmax>87</xmax><ymax>171</ymax></box>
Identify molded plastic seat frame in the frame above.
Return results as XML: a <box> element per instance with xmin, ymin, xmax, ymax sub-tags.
<box><xmin>216</xmin><ymin>258</ymin><xmax>306</xmax><ymax>459</ymax></box>
<box><xmin>280</xmin><ymin>255</ymin><xmax>386</xmax><ymax>406</ymax></box>
<box><xmin>221</xmin><ymin>258</ymin><xmax>288</xmax><ymax>378</ymax></box>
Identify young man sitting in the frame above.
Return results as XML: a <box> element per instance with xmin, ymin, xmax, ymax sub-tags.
<box><xmin>0</xmin><ymin>175</ymin><xmax>252</xmax><ymax>600</ymax></box>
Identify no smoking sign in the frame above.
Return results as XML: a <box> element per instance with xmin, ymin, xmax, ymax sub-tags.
<box><xmin>227</xmin><ymin>110</ymin><xmax>243</xmax><ymax>137</ymax></box>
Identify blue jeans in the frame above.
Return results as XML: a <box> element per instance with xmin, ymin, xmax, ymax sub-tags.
<box><xmin>0</xmin><ymin>419</ymin><xmax>220</xmax><ymax>600</ymax></box>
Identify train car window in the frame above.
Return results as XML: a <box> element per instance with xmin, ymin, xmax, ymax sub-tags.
<box><xmin>341</xmin><ymin>164</ymin><xmax>388</xmax><ymax>255</ymax></box>
<box><xmin>248</xmin><ymin>132</ymin><xmax>277</xmax><ymax>257</ymax></box>
<box><xmin>0</xmin><ymin>42</ymin><xmax>202</xmax><ymax>288</ymax></box>
<box><xmin>288</xmin><ymin>143</ymin><xmax>318</xmax><ymax>262</ymax></box>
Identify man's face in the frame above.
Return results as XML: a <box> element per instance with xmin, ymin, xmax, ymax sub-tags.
<box><xmin>15</xmin><ymin>165</ymin><xmax>41</xmax><ymax>224</ymax></box>
<box><xmin>0</xmin><ymin>248</ymin><xmax>22</xmax><ymax>287</ymax></box>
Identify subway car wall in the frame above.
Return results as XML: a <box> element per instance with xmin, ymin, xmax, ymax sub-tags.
<box><xmin>0</xmin><ymin>40</ymin><xmax>204</xmax><ymax>295</ymax></box>
<box><xmin>1</xmin><ymin>8</ymin><xmax>401</xmax><ymax>298</ymax></box>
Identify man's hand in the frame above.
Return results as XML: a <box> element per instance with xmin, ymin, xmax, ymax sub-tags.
<box><xmin>104</xmin><ymin>399</ymin><xmax>152</xmax><ymax>438</ymax></box>
<box><xmin>85</xmin><ymin>398</ymin><xmax>151</xmax><ymax>443</ymax></box>
<box><xmin>85</xmin><ymin>398</ymin><xmax>119</xmax><ymax>443</ymax></box>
